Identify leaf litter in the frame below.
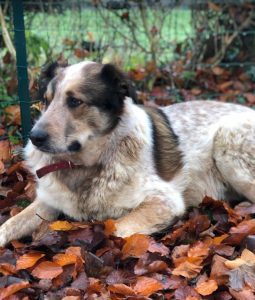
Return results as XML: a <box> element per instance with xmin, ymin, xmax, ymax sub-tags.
<box><xmin>0</xmin><ymin>153</ymin><xmax>255</xmax><ymax>299</ymax></box>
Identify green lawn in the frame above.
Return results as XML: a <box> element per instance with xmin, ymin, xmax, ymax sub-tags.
<box><xmin>24</xmin><ymin>7</ymin><xmax>193</xmax><ymax>69</ymax></box>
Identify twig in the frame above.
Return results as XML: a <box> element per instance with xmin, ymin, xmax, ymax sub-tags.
<box><xmin>0</xmin><ymin>4</ymin><xmax>16</xmax><ymax>60</ymax></box>
<box><xmin>210</xmin><ymin>12</ymin><xmax>254</xmax><ymax>66</ymax></box>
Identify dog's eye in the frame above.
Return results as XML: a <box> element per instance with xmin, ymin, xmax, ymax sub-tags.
<box><xmin>67</xmin><ymin>97</ymin><xmax>83</xmax><ymax>108</ymax></box>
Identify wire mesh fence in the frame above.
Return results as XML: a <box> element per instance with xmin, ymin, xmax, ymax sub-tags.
<box><xmin>1</xmin><ymin>0</ymin><xmax>255</xmax><ymax>140</ymax></box>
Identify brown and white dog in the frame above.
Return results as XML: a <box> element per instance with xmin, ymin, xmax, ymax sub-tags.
<box><xmin>0</xmin><ymin>61</ymin><xmax>255</xmax><ymax>246</ymax></box>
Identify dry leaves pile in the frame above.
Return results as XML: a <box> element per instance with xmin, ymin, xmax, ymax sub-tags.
<box><xmin>0</xmin><ymin>159</ymin><xmax>255</xmax><ymax>299</ymax></box>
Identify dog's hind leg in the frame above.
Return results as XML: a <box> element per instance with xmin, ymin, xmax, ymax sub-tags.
<box><xmin>0</xmin><ymin>200</ymin><xmax>59</xmax><ymax>247</ymax></box>
<box><xmin>213</xmin><ymin>117</ymin><xmax>255</xmax><ymax>203</ymax></box>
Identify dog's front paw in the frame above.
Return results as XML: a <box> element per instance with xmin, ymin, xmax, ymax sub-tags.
<box><xmin>114</xmin><ymin>220</ymin><xmax>153</xmax><ymax>238</ymax></box>
<box><xmin>0</xmin><ymin>226</ymin><xmax>9</xmax><ymax>247</ymax></box>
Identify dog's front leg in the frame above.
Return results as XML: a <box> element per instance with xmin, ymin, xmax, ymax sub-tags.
<box><xmin>0</xmin><ymin>200</ymin><xmax>59</xmax><ymax>247</ymax></box>
<box><xmin>115</xmin><ymin>192</ymin><xmax>185</xmax><ymax>237</ymax></box>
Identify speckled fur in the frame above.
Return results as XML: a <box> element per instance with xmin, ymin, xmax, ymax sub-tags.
<box><xmin>0</xmin><ymin>61</ymin><xmax>255</xmax><ymax>247</ymax></box>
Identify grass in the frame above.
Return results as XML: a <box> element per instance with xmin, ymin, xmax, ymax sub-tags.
<box><xmin>24</xmin><ymin>7</ymin><xmax>193</xmax><ymax>69</ymax></box>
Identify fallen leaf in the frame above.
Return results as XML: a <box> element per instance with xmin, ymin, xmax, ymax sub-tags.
<box><xmin>108</xmin><ymin>283</ymin><xmax>136</xmax><ymax>296</ymax></box>
<box><xmin>235</xmin><ymin>203</ymin><xmax>255</xmax><ymax>217</ymax></box>
<box><xmin>16</xmin><ymin>252</ymin><xmax>45</xmax><ymax>270</ymax></box>
<box><xmin>212</xmin><ymin>66</ymin><xmax>225</xmax><ymax>75</ymax></box>
<box><xmin>210</xmin><ymin>255</ymin><xmax>229</xmax><ymax>285</ymax></box>
<box><xmin>195</xmin><ymin>279</ymin><xmax>218</xmax><ymax>296</ymax></box>
<box><xmin>49</xmin><ymin>220</ymin><xmax>77</xmax><ymax>231</ymax></box>
<box><xmin>133</xmin><ymin>276</ymin><xmax>162</xmax><ymax>296</ymax></box>
<box><xmin>148</xmin><ymin>240</ymin><xmax>170</xmax><ymax>256</ymax></box>
<box><xmin>172</xmin><ymin>261</ymin><xmax>202</xmax><ymax>278</ymax></box>
<box><xmin>4</xmin><ymin>105</ymin><xmax>21</xmax><ymax>125</ymax></box>
<box><xmin>0</xmin><ymin>140</ymin><xmax>11</xmax><ymax>162</ymax></box>
<box><xmin>0</xmin><ymin>263</ymin><xmax>16</xmax><ymax>275</ymax></box>
<box><xmin>174</xmin><ymin>286</ymin><xmax>201</xmax><ymax>300</ymax></box>
<box><xmin>104</xmin><ymin>219</ymin><xmax>116</xmax><ymax>236</ymax></box>
<box><xmin>217</xmin><ymin>81</ymin><xmax>233</xmax><ymax>92</ymax></box>
<box><xmin>0</xmin><ymin>281</ymin><xmax>29</xmax><ymax>299</ymax></box>
<box><xmin>122</xmin><ymin>234</ymin><xmax>150</xmax><ymax>259</ymax></box>
<box><xmin>223</xmin><ymin>219</ymin><xmax>255</xmax><ymax>245</ymax></box>
<box><xmin>134</xmin><ymin>254</ymin><xmax>168</xmax><ymax>275</ymax></box>
<box><xmin>53</xmin><ymin>253</ymin><xmax>77</xmax><ymax>267</ymax></box>
<box><xmin>208</xmin><ymin>1</ymin><xmax>221</xmax><ymax>11</ymax></box>
<box><xmin>244</xmin><ymin>93</ymin><xmax>255</xmax><ymax>104</ymax></box>
<box><xmin>229</xmin><ymin>288</ymin><xmax>255</xmax><ymax>300</ymax></box>
<box><xmin>162</xmin><ymin>214</ymin><xmax>211</xmax><ymax>245</ymax></box>
<box><xmin>32</xmin><ymin>261</ymin><xmax>63</xmax><ymax>279</ymax></box>
<box><xmin>0</xmin><ymin>160</ymin><xmax>4</xmax><ymax>174</ymax></box>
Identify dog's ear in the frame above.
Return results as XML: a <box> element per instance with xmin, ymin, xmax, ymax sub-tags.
<box><xmin>37</xmin><ymin>61</ymin><xmax>68</xmax><ymax>102</ymax></box>
<box><xmin>101</xmin><ymin>64</ymin><xmax>137</xmax><ymax>104</ymax></box>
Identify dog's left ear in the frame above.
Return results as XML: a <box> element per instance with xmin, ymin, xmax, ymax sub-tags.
<box><xmin>101</xmin><ymin>64</ymin><xmax>137</xmax><ymax>104</ymax></box>
<box><xmin>37</xmin><ymin>61</ymin><xmax>68</xmax><ymax>103</ymax></box>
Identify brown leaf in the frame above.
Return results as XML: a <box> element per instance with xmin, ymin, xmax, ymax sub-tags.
<box><xmin>188</xmin><ymin>239</ymin><xmax>211</xmax><ymax>260</ymax></box>
<box><xmin>32</xmin><ymin>261</ymin><xmax>63</xmax><ymax>279</ymax></box>
<box><xmin>0</xmin><ymin>263</ymin><xmax>16</xmax><ymax>275</ymax></box>
<box><xmin>229</xmin><ymin>288</ymin><xmax>255</xmax><ymax>300</ymax></box>
<box><xmin>191</xmin><ymin>88</ymin><xmax>202</xmax><ymax>96</ymax></box>
<box><xmin>208</xmin><ymin>2</ymin><xmax>221</xmax><ymax>11</ymax></box>
<box><xmin>106</xmin><ymin>270</ymin><xmax>136</xmax><ymax>285</ymax></box>
<box><xmin>0</xmin><ymin>281</ymin><xmax>30</xmax><ymax>299</ymax></box>
<box><xmin>104</xmin><ymin>219</ymin><xmax>116</xmax><ymax>236</ymax></box>
<box><xmin>49</xmin><ymin>220</ymin><xmax>77</xmax><ymax>231</ymax></box>
<box><xmin>210</xmin><ymin>255</ymin><xmax>229</xmax><ymax>285</ymax></box>
<box><xmin>195</xmin><ymin>279</ymin><xmax>218</xmax><ymax>296</ymax></box>
<box><xmin>225</xmin><ymin>249</ymin><xmax>255</xmax><ymax>269</ymax></box>
<box><xmin>4</xmin><ymin>105</ymin><xmax>21</xmax><ymax>125</ymax></box>
<box><xmin>0</xmin><ymin>140</ymin><xmax>11</xmax><ymax>162</ymax></box>
<box><xmin>16</xmin><ymin>252</ymin><xmax>45</xmax><ymax>270</ymax></box>
<box><xmin>148</xmin><ymin>240</ymin><xmax>170</xmax><ymax>256</ymax></box>
<box><xmin>172</xmin><ymin>261</ymin><xmax>202</xmax><ymax>278</ymax></box>
<box><xmin>133</xmin><ymin>276</ymin><xmax>162</xmax><ymax>296</ymax></box>
<box><xmin>108</xmin><ymin>283</ymin><xmax>135</xmax><ymax>296</ymax></box>
<box><xmin>74</xmin><ymin>48</ymin><xmax>89</xmax><ymax>59</ymax></box>
<box><xmin>235</xmin><ymin>202</ymin><xmax>255</xmax><ymax>217</ymax></box>
<box><xmin>122</xmin><ymin>234</ymin><xmax>150</xmax><ymax>259</ymax></box>
<box><xmin>162</xmin><ymin>214</ymin><xmax>211</xmax><ymax>245</ymax></box>
<box><xmin>212</xmin><ymin>66</ymin><xmax>225</xmax><ymax>75</ymax></box>
<box><xmin>217</xmin><ymin>81</ymin><xmax>233</xmax><ymax>92</ymax></box>
<box><xmin>0</xmin><ymin>160</ymin><xmax>4</xmax><ymax>174</ymax></box>
<box><xmin>223</xmin><ymin>219</ymin><xmax>255</xmax><ymax>245</ymax></box>
<box><xmin>244</xmin><ymin>93</ymin><xmax>255</xmax><ymax>104</ymax></box>
<box><xmin>134</xmin><ymin>254</ymin><xmax>168</xmax><ymax>276</ymax></box>
<box><xmin>174</xmin><ymin>286</ymin><xmax>201</xmax><ymax>300</ymax></box>
<box><xmin>172</xmin><ymin>245</ymin><xmax>190</xmax><ymax>266</ymax></box>
<box><xmin>53</xmin><ymin>253</ymin><xmax>77</xmax><ymax>267</ymax></box>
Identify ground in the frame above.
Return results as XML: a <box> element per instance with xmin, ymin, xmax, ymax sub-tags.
<box><xmin>0</xmin><ymin>153</ymin><xmax>255</xmax><ymax>299</ymax></box>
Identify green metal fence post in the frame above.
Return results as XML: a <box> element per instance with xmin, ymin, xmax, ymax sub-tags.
<box><xmin>11</xmin><ymin>0</ymin><xmax>31</xmax><ymax>144</ymax></box>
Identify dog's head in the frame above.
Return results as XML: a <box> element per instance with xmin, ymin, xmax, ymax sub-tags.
<box><xmin>30</xmin><ymin>61</ymin><xmax>136</xmax><ymax>155</ymax></box>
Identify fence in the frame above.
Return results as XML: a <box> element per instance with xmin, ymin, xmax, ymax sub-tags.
<box><xmin>1</xmin><ymin>0</ymin><xmax>255</xmax><ymax>143</ymax></box>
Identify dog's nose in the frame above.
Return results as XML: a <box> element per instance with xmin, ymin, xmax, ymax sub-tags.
<box><xmin>30</xmin><ymin>129</ymin><xmax>49</xmax><ymax>147</ymax></box>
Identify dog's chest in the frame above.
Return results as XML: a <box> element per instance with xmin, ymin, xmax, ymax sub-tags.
<box><xmin>36</xmin><ymin>166</ymin><xmax>154</xmax><ymax>221</ymax></box>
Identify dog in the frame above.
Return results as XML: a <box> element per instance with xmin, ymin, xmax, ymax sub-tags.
<box><xmin>0</xmin><ymin>60</ymin><xmax>255</xmax><ymax>247</ymax></box>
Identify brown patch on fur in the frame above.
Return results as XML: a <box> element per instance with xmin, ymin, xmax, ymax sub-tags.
<box><xmin>143</xmin><ymin>106</ymin><xmax>183</xmax><ymax>181</ymax></box>
<box><xmin>119</xmin><ymin>135</ymin><xmax>143</xmax><ymax>163</ymax></box>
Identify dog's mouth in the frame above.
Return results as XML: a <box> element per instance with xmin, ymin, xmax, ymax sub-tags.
<box><xmin>33</xmin><ymin>141</ymin><xmax>82</xmax><ymax>155</ymax></box>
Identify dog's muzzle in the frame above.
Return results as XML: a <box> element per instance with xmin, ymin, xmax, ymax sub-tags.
<box><xmin>30</xmin><ymin>128</ymin><xmax>49</xmax><ymax>148</ymax></box>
